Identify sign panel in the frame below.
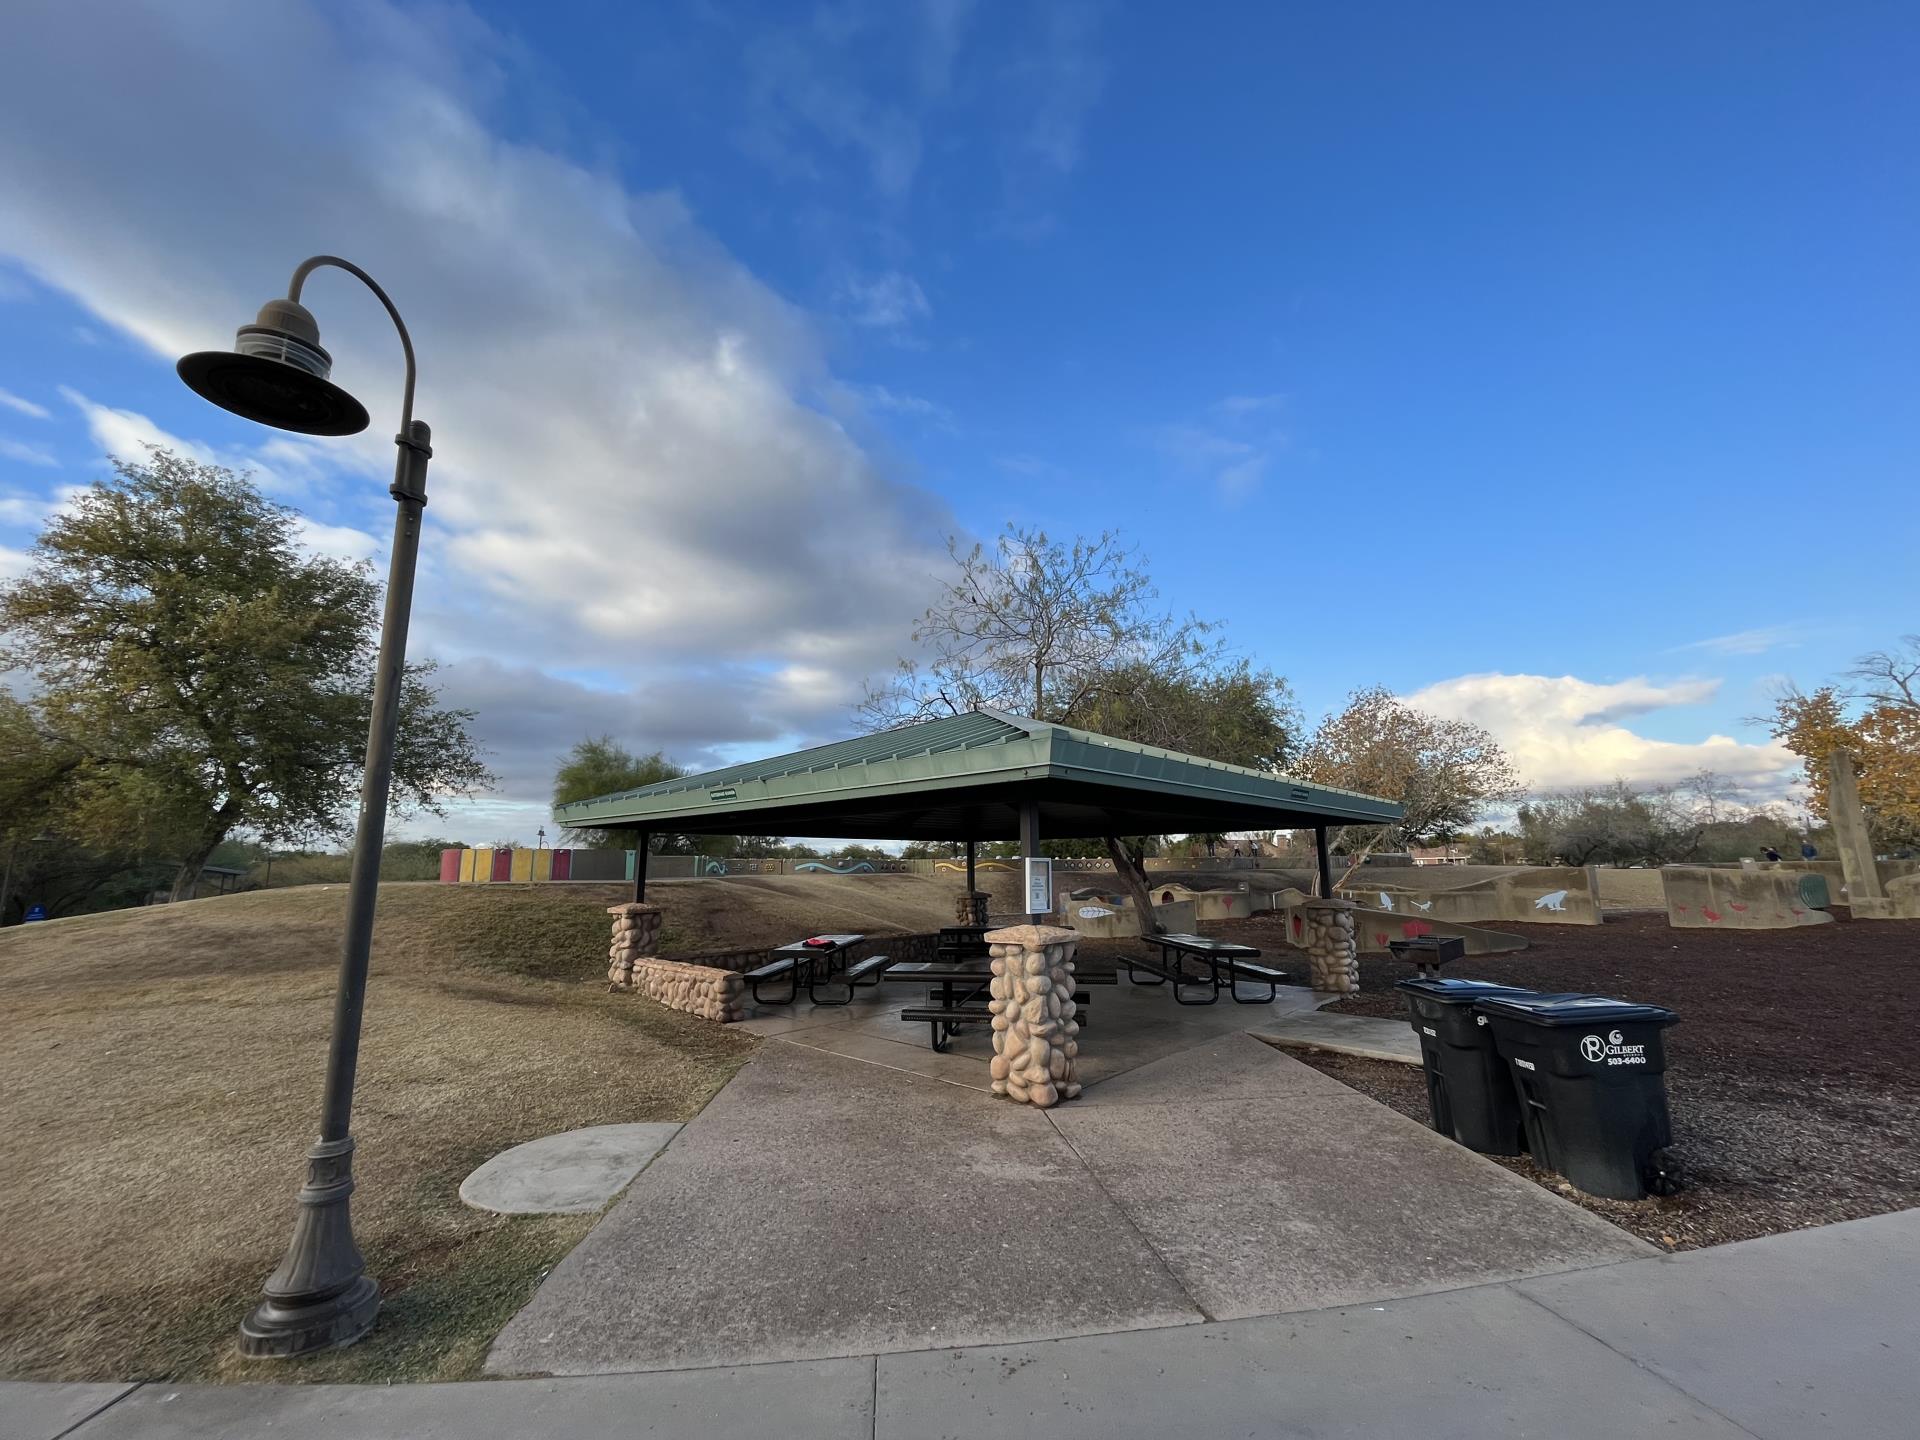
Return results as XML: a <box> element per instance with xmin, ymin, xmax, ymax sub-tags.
<box><xmin>707</xmin><ymin>787</ymin><xmax>737</xmax><ymax>802</ymax></box>
<box><xmin>1024</xmin><ymin>856</ymin><xmax>1053</xmax><ymax>915</ymax></box>
<box><xmin>24</xmin><ymin>904</ymin><xmax>47</xmax><ymax>923</ymax></box>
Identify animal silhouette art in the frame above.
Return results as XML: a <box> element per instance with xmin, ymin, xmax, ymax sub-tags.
<box><xmin>1533</xmin><ymin>890</ymin><xmax>1569</xmax><ymax>912</ymax></box>
<box><xmin>1412</xmin><ymin>899</ymin><xmax>1434</xmax><ymax>912</ymax></box>
<box><xmin>1377</xmin><ymin>891</ymin><xmax>1395</xmax><ymax>911</ymax></box>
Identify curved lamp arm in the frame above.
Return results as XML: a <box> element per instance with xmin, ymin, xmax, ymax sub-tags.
<box><xmin>288</xmin><ymin>255</ymin><xmax>418</xmax><ymax>436</ymax></box>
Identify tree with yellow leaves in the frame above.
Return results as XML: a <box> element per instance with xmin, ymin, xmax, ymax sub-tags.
<box><xmin>1768</xmin><ymin>635</ymin><xmax>1920</xmax><ymax>847</ymax></box>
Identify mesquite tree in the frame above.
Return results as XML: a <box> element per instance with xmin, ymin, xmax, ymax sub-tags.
<box><xmin>0</xmin><ymin>450</ymin><xmax>492</xmax><ymax>898</ymax></box>
<box><xmin>859</xmin><ymin>525</ymin><xmax>1297</xmax><ymax>929</ymax></box>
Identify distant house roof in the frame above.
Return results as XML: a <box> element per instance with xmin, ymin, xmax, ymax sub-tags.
<box><xmin>554</xmin><ymin>708</ymin><xmax>1402</xmax><ymax>842</ymax></box>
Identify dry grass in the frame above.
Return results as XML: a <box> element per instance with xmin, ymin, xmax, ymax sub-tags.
<box><xmin>0</xmin><ymin>881</ymin><xmax>760</xmax><ymax>1384</ymax></box>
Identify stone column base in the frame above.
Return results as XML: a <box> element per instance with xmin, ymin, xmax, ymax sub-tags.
<box><xmin>606</xmin><ymin>903</ymin><xmax>663</xmax><ymax>986</ymax></box>
<box><xmin>1298</xmin><ymin>898</ymin><xmax>1359</xmax><ymax>994</ymax></box>
<box><xmin>985</xmin><ymin>924</ymin><xmax>1081</xmax><ymax>1107</ymax></box>
<box><xmin>955</xmin><ymin>890</ymin><xmax>990</xmax><ymax>925</ymax></box>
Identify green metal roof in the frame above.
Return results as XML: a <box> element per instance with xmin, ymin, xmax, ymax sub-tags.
<box><xmin>555</xmin><ymin>709</ymin><xmax>1402</xmax><ymax>842</ymax></box>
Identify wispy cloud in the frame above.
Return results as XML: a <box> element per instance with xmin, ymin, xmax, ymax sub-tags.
<box><xmin>839</xmin><ymin>380</ymin><xmax>952</xmax><ymax>426</ymax></box>
<box><xmin>1212</xmin><ymin>392</ymin><xmax>1285</xmax><ymax>417</ymax></box>
<box><xmin>994</xmin><ymin>453</ymin><xmax>1067</xmax><ymax>480</ymax></box>
<box><xmin>1667</xmin><ymin>626</ymin><xmax>1803</xmax><ymax>657</ymax></box>
<box><xmin>0</xmin><ymin>437</ymin><xmax>57</xmax><ymax>467</ymax></box>
<box><xmin>838</xmin><ymin>269</ymin><xmax>932</xmax><ymax>332</ymax></box>
<box><xmin>0</xmin><ymin>387</ymin><xmax>51</xmax><ymax>420</ymax></box>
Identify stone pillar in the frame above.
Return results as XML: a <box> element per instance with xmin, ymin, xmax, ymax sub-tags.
<box><xmin>955</xmin><ymin>890</ymin><xmax>990</xmax><ymax>925</ymax></box>
<box><xmin>1828</xmin><ymin>750</ymin><xmax>1893</xmax><ymax>919</ymax></box>
<box><xmin>605</xmin><ymin>902</ymin><xmax>663</xmax><ymax>986</ymax></box>
<box><xmin>985</xmin><ymin>924</ymin><xmax>1081</xmax><ymax>1108</ymax></box>
<box><xmin>1299</xmin><ymin>898</ymin><xmax>1359</xmax><ymax>993</ymax></box>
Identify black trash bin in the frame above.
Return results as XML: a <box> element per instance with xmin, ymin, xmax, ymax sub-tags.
<box><xmin>1394</xmin><ymin>977</ymin><xmax>1537</xmax><ymax>1154</ymax></box>
<box><xmin>1474</xmin><ymin>993</ymin><xmax>1681</xmax><ymax>1200</ymax></box>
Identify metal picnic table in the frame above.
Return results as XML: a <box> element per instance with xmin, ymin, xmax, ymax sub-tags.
<box><xmin>1130</xmin><ymin>932</ymin><xmax>1287</xmax><ymax>1005</ymax></box>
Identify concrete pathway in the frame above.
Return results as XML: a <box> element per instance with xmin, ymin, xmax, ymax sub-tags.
<box><xmin>17</xmin><ymin>1209</ymin><xmax>1918</xmax><ymax>1438</ymax></box>
<box><xmin>484</xmin><ymin>1031</ymin><xmax>1645</xmax><ymax>1376</ymax></box>
<box><xmin>459</xmin><ymin>1122</ymin><xmax>682</xmax><ymax>1214</ymax></box>
<box><xmin>1250</xmin><ymin>1005</ymin><xmax>1423</xmax><ymax>1063</ymax></box>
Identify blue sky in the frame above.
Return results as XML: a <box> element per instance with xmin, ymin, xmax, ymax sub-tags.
<box><xmin>1</xmin><ymin>1</ymin><xmax>1914</xmax><ymax>841</ymax></box>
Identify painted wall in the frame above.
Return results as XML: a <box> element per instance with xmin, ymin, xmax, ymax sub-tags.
<box><xmin>1270</xmin><ymin>887</ymin><xmax>1529</xmax><ymax>957</ymax></box>
<box><xmin>1339</xmin><ymin>865</ymin><xmax>1602</xmax><ymax>926</ymax></box>
<box><xmin>1660</xmin><ymin>866</ymin><xmax>1835</xmax><ymax>928</ymax></box>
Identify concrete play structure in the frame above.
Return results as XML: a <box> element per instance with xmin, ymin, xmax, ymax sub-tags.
<box><xmin>1659</xmin><ymin>866</ymin><xmax>1835</xmax><ymax>928</ymax></box>
<box><xmin>1338</xmin><ymin>866</ymin><xmax>1602</xmax><ymax>926</ymax></box>
<box><xmin>1066</xmin><ymin>897</ymin><xmax>1199</xmax><ymax>939</ymax></box>
<box><xmin>1269</xmin><ymin>887</ymin><xmax>1529</xmax><ymax>957</ymax></box>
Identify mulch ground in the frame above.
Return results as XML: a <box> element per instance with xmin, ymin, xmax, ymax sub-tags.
<box><xmin>1205</xmin><ymin>909</ymin><xmax>1920</xmax><ymax>1251</ymax></box>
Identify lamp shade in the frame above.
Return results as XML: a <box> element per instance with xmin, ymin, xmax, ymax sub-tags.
<box><xmin>177</xmin><ymin>297</ymin><xmax>370</xmax><ymax>436</ymax></box>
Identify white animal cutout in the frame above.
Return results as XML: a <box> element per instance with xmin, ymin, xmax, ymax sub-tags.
<box><xmin>1412</xmin><ymin>900</ymin><xmax>1433</xmax><ymax>912</ymax></box>
<box><xmin>1377</xmin><ymin>891</ymin><xmax>1394</xmax><ymax>910</ymax></box>
<box><xmin>1534</xmin><ymin>890</ymin><xmax>1569</xmax><ymax>912</ymax></box>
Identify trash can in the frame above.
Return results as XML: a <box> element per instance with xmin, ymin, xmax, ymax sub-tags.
<box><xmin>1474</xmin><ymin>993</ymin><xmax>1681</xmax><ymax>1200</ymax></box>
<box><xmin>1394</xmin><ymin>978</ymin><xmax>1537</xmax><ymax>1154</ymax></box>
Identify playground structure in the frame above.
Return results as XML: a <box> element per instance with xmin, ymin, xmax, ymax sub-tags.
<box><xmin>1337</xmin><ymin>866</ymin><xmax>1603</xmax><ymax>926</ymax></box>
<box><xmin>1660</xmin><ymin>865</ymin><xmax>1835</xmax><ymax>929</ymax></box>
<box><xmin>1269</xmin><ymin>887</ymin><xmax>1529</xmax><ymax>957</ymax></box>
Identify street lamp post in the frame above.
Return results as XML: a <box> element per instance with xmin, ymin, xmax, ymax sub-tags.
<box><xmin>178</xmin><ymin>255</ymin><xmax>431</xmax><ymax>1357</ymax></box>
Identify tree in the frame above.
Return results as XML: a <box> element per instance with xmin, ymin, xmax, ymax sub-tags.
<box><xmin>859</xmin><ymin>524</ymin><xmax>1298</xmax><ymax>930</ymax></box>
<box><xmin>1295</xmin><ymin>687</ymin><xmax>1521</xmax><ymax>885</ymax></box>
<box><xmin>0</xmin><ymin>450</ymin><xmax>492</xmax><ymax>898</ymax></box>
<box><xmin>552</xmin><ymin>735</ymin><xmax>685</xmax><ymax>849</ymax></box>
<box><xmin>1768</xmin><ymin>636</ymin><xmax>1920</xmax><ymax>847</ymax></box>
<box><xmin>859</xmin><ymin>527</ymin><xmax>1226</xmax><ymax>728</ymax></box>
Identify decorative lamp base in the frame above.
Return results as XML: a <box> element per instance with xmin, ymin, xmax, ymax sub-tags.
<box><xmin>238</xmin><ymin>1274</ymin><xmax>379</xmax><ymax>1358</ymax></box>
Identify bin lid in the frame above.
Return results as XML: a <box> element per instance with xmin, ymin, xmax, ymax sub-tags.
<box><xmin>1393</xmin><ymin>977</ymin><xmax>1536</xmax><ymax>1005</ymax></box>
<box><xmin>1473</xmin><ymin>992</ymin><xmax>1677</xmax><ymax>1027</ymax></box>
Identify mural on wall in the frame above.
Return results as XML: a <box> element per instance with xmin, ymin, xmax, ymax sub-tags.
<box><xmin>1533</xmin><ymin>890</ymin><xmax>1569</xmax><ymax>912</ymax></box>
<box><xmin>795</xmin><ymin>860</ymin><xmax>877</xmax><ymax>874</ymax></box>
<box><xmin>933</xmin><ymin>859</ymin><xmax>1017</xmax><ymax>873</ymax></box>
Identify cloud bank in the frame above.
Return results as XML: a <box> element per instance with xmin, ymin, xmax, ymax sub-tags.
<box><xmin>0</xmin><ymin>0</ymin><xmax>957</xmax><ymax>837</ymax></box>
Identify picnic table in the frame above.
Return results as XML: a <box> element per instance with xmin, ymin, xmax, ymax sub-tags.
<box><xmin>884</xmin><ymin>961</ymin><xmax>1108</xmax><ymax>1051</ymax></box>
<box><xmin>743</xmin><ymin>933</ymin><xmax>892</xmax><ymax>1007</ymax></box>
<box><xmin>1128</xmin><ymin>932</ymin><xmax>1288</xmax><ymax>1006</ymax></box>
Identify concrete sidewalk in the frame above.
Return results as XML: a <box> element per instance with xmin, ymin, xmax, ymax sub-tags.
<box><xmin>483</xmin><ymin>1034</ymin><xmax>1644</xmax><ymax>1376</ymax></box>
<box><xmin>14</xmin><ymin>1208</ymin><xmax>1917</xmax><ymax>1439</ymax></box>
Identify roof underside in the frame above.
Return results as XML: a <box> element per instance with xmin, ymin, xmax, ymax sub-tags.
<box><xmin>555</xmin><ymin>710</ymin><xmax>1402</xmax><ymax>842</ymax></box>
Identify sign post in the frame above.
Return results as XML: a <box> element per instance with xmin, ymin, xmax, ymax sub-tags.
<box><xmin>1023</xmin><ymin>856</ymin><xmax>1053</xmax><ymax>919</ymax></box>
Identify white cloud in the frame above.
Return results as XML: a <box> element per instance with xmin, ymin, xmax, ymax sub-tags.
<box><xmin>1406</xmin><ymin>672</ymin><xmax>1799</xmax><ymax>797</ymax></box>
<box><xmin>1667</xmin><ymin>625</ymin><xmax>1803</xmax><ymax>657</ymax></box>
<box><xmin>836</xmin><ymin>380</ymin><xmax>952</xmax><ymax>426</ymax></box>
<box><xmin>0</xmin><ymin>387</ymin><xmax>50</xmax><ymax>420</ymax></box>
<box><xmin>291</xmin><ymin>516</ymin><xmax>382</xmax><ymax>564</ymax></box>
<box><xmin>0</xmin><ymin>543</ymin><xmax>29</xmax><ymax>581</ymax></box>
<box><xmin>0</xmin><ymin>437</ymin><xmax>56</xmax><ymax>467</ymax></box>
<box><xmin>0</xmin><ymin>1</ymin><xmax>952</xmax><ymax>818</ymax></box>
<box><xmin>839</xmin><ymin>270</ymin><xmax>932</xmax><ymax>330</ymax></box>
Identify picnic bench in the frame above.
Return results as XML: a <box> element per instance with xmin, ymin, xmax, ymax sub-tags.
<box><xmin>887</xmin><ymin>961</ymin><xmax>1099</xmax><ymax>1051</ymax></box>
<box><xmin>1129</xmin><ymin>932</ymin><xmax>1288</xmax><ymax>1005</ymax></box>
<box><xmin>743</xmin><ymin>933</ymin><xmax>888</xmax><ymax>1007</ymax></box>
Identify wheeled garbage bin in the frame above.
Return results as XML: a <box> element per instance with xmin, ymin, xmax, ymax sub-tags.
<box><xmin>1474</xmin><ymin>993</ymin><xmax>1681</xmax><ymax>1200</ymax></box>
<box><xmin>1394</xmin><ymin>978</ymin><xmax>1537</xmax><ymax>1154</ymax></box>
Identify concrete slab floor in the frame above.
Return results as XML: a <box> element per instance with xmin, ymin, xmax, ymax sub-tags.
<box><xmin>1517</xmin><ymin>1207</ymin><xmax>1920</xmax><ymax>1440</ymax></box>
<box><xmin>0</xmin><ymin>1381</ymin><xmax>137</xmax><ymax>1440</ymax></box>
<box><xmin>1050</xmin><ymin>1044</ymin><xmax>1651</xmax><ymax>1321</ymax></box>
<box><xmin>458</xmin><ymin>1122</ymin><xmax>683</xmax><ymax>1215</ymax></box>
<box><xmin>485</xmin><ymin>1041</ymin><xmax>1202</xmax><ymax>1376</ymax></box>
<box><xmin>55</xmin><ymin>1359</ymin><xmax>875</xmax><ymax>1440</ymax></box>
<box><xmin>873</xmin><ymin>1282</ymin><xmax>1752</xmax><ymax>1440</ymax></box>
<box><xmin>1252</xmin><ymin>1006</ymin><xmax>1424</xmax><ymax>1063</ymax></box>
